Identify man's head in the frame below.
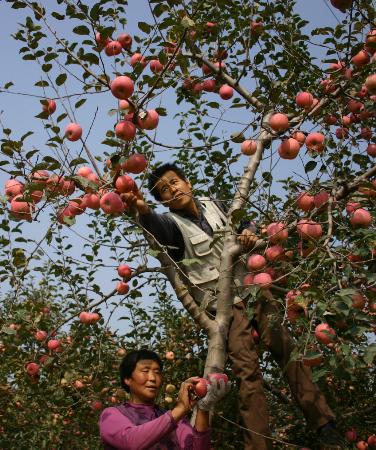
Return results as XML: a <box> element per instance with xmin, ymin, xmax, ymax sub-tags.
<box><xmin>148</xmin><ymin>163</ymin><xmax>193</xmax><ymax>210</ymax></box>
<box><xmin>120</xmin><ymin>349</ymin><xmax>163</xmax><ymax>404</ymax></box>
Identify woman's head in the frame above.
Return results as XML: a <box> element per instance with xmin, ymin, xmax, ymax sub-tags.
<box><xmin>120</xmin><ymin>349</ymin><xmax>163</xmax><ymax>404</ymax></box>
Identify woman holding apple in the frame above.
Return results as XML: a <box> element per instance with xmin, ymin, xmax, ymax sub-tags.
<box><xmin>99</xmin><ymin>349</ymin><xmax>230</xmax><ymax>449</ymax></box>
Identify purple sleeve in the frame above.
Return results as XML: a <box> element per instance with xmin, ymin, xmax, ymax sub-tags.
<box><xmin>176</xmin><ymin>417</ymin><xmax>211</xmax><ymax>450</ymax></box>
<box><xmin>99</xmin><ymin>407</ymin><xmax>176</xmax><ymax>450</ymax></box>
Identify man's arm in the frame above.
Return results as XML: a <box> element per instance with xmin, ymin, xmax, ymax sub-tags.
<box><xmin>122</xmin><ymin>189</ymin><xmax>185</xmax><ymax>261</ymax></box>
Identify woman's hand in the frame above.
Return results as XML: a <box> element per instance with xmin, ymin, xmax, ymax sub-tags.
<box><xmin>171</xmin><ymin>377</ymin><xmax>200</xmax><ymax>422</ymax></box>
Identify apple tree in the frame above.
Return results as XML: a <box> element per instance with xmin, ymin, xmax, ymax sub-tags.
<box><xmin>0</xmin><ymin>0</ymin><xmax>376</xmax><ymax>448</ymax></box>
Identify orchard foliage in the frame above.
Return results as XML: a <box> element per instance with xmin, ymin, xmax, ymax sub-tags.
<box><xmin>0</xmin><ymin>0</ymin><xmax>376</xmax><ymax>448</ymax></box>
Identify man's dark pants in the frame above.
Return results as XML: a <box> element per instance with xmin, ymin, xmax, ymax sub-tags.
<box><xmin>227</xmin><ymin>296</ymin><xmax>335</xmax><ymax>450</ymax></box>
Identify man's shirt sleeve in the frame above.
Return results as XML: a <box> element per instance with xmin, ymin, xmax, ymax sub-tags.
<box><xmin>139</xmin><ymin>210</ymin><xmax>185</xmax><ymax>261</ymax></box>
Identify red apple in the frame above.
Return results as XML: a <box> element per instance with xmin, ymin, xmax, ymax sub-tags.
<box><xmin>350</xmin><ymin>208</ymin><xmax>372</xmax><ymax>228</ymax></box>
<box><xmin>65</xmin><ymin>123</ymin><xmax>82</xmax><ymax>142</ymax></box>
<box><xmin>35</xmin><ymin>330</ymin><xmax>47</xmax><ymax>342</ymax></box>
<box><xmin>105</xmin><ymin>40</ymin><xmax>122</xmax><ymax>56</ymax></box>
<box><xmin>330</xmin><ymin>0</ymin><xmax>352</xmax><ymax>11</ymax></box>
<box><xmin>219</xmin><ymin>84</ymin><xmax>234</xmax><ymax>100</ymax></box>
<box><xmin>269</xmin><ymin>113</ymin><xmax>289</xmax><ymax>132</ymax></box>
<box><xmin>314</xmin><ymin>191</ymin><xmax>329</xmax><ymax>209</ymax></box>
<box><xmin>137</xmin><ymin>109</ymin><xmax>159</xmax><ymax>130</ymax></box>
<box><xmin>352</xmin><ymin>292</ymin><xmax>366</xmax><ymax>309</ymax></box>
<box><xmin>26</xmin><ymin>362</ymin><xmax>40</xmax><ymax>377</ymax></box>
<box><xmin>165</xmin><ymin>351</ymin><xmax>175</xmax><ymax>360</ymax></box>
<box><xmin>116</xmin><ymin>281</ymin><xmax>129</xmax><ymax>294</ymax></box>
<box><xmin>336</xmin><ymin>127</ymin><xmax>349</xmax><ymax>139</ymax></box>
<box><xmin>365</xmin><ymin>74</ymin><xmax>376</xmax><ymax>94</ymax></box>
<box><xmin>110</xmin><ymin>76</ymin><xmax>134</xmax><ymax>100</ymax></box>
<box><xmin>117</xmin><ymin>33</ymin><xmax>132</xmax><ymax>49</ymax></box>
<box><xmin>297</xmin><ymin>219</ymin><xmax>323</xmax><ymax>240</ymax></box>
<box><xmin>367</xmin><ymin>144</ymin><xmax>376</xmax><ymax>157</ymax></box>
<box><xmin>150</xmin><ymin>59</ymin><xmax>163</xmax><ymax>73</ymax></box>
<box><xmin>346</xmin><ymin>202</ymin><xmax>361</xmax><ymax>214</ymax></box>
<box><xmin>368</xmin><ymin>435</ymin><xmax>376</xmax><ymax>447</ymax></box>
<box><xmin>47</xmin><ymin>339</ymin><xmax>61</xmax><ymax>351</ymax></box>
<box><xmin>95</xmin><ymin>32</ymin><xmax>110</xmax><ymax>48</ymax></box>
<box><xmin>241</xmin><ymin>140</ymin><xmax>257</xmax><ymax>156</ymax></box>
<box><xmin>115</xmin><ymin>175</ymin><xmax>135</xmax><ymax>193</ymax></box>
<box><xmin>305</xmin><ymin>132</ymin><xmax>325</xmax><ymax>152</ymax></box>
<box><xmin>32</xmin><ymin>170</ymin><xmax>49</xmax><ymax>186</ymax></box>
<box><xmin>5</xmin><ymin>179</ymin><xmax>24</xmax><ymax>198</ymax></box>
<box><xmin>267</xmin><ymin>222</ymin><xmax>288</xmax><ymax>243</ymax></box>
<box><xmin>247</xmin><ymin>254</ymin><xmax>266</xmax><ymax>271</ymax></box>
<box><xmin>115</xmin><ymin>121</ymin><xmax>136</xmax><ymax>141</ymax></box>
<box><xmin>125</xmin><ymin>154</ymin><xmax>147</xmax><ymax>174</ymax></box>
<box><xmin>356</xmin><ymin>441</ymin><xmax>368</xmax><ymax>450</ymax></box>
<box><xmin>117</xmin><ymin>264</ymin><xmax>132</xmax><ymax>280</ymax></box>
<box><xmin>278</xmin><ymin>138</ymin><xmax>300</xmax><ymax>159</ymax></box>
<box><xmin>296</xmin><ymin>92</ymin><xmax>314</xmax><ymax>109</ymax></box>
<box><xmin>203</xmin><ymin>79</ymin><xmax>216</xmax><ymax>92</ymax></box>
<box><xmin>57</xmin><ymin>206</ymin><xmax>74</xmax><ymax>225</ymax></box>
<box><xmin>297</xmin><ymin>193</ymin><xmax>315</xmax><ymax>212</ymax></box>
<box><xmin>130</xmin><ymin>53</ymin><xmax>147</xmax><ymax>68</ymax></box>
<box><xmin>43</xmin><ymin>99</ymin><xmax>56</xmax><ymax>115</ymax></box>
<box><xmin>253</xmin><ymin>272</ymin><xmax>272</xmax><ymax>287</ymax></box>
<box><xmin>77</xmin><ymin>167</ymin><xmax>93</xmax><ymax>178</ymax></box>
<box><xmin>68</xmin><ymin>198</ymin><xmax>86</xmax><ymax>216</ymax></box>
<box><xmin>315</xmin><ymin>323</ymin><xmax>336</xmax><ymax>345</ymax></box>
<box><xmin>250</xmin><ymin>20</ymin><xmax>264</xmax><ymax>36</ymax></box>
<box><xmin>360</xmin><ymin>127</ymin><xmax>372</xmax><ymax>140</ymax></box>
<box><xmin>100</xmin><ymin>192</ymin><xmax>125</xmax><ymax>215</ymax></box>
<box><xmin>90</xmin><ymin>400</ymin><xmax>103</xmax><ymax>411</ymax></box>
<box><xmin>292</xmin><ymin>131</ymin><xmax>306</xmax><ymax>145</ymax></box>
<box><xmin>79</xmin><ymin>312</ymin><xmax>92</xmax><ymax>324</ymax></box>
<box><xmin>10</xmin><ymin>195</ymin><xmax>33</xmax><ymax>221</ymax></box>
<box><xmin>194</xmin><ymin>378</ymin><xmax>208</xmax><ymax>397</ymax></box>
<box><xmin>31</xmin><ymin>190</ymin><xmax>43</xmax><ymax>203</ymax></box>
<box><xmin>243</xmin><ymin>273</ymin><xmax>254</xmax><ymax>286</ymax></box>
<box><xmin>265</xmin><ymin>245</ymin><xmax>285</xmax><ymax>262</ymax></box>
<box><xmin>352</xmin><ymin>50</ymin><xmax>370</xmax><ymax>67</ymax></box>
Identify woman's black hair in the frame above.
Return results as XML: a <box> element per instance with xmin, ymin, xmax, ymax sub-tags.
<box><xmin>148</xmin><ymin>163</ymin><xmax>187</xmax><ymax>201</ymax></box>
<box><xmin>119</xmin><ymin>349</ymin><xmax>163</xmax><ymax>392</ymax></box>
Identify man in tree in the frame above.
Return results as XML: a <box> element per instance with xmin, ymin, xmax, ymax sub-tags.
<box><xmin>123</xmin><ymin>163</ymin><xmax>346</xmax><ymax>450</ymax></box>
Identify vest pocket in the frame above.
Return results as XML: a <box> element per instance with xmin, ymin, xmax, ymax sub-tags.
<box><xmin>189</xmin><ymin>233</ymin><xmax>213</xmax><ymax>256</ymax></box>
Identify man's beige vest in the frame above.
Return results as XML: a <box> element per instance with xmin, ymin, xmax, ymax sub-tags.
<box><xmin>166</xmin><ymin>199</ymin><xmax>249</xmax><ymax>310</ymax></box>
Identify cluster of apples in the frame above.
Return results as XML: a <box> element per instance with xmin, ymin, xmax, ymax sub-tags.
<box><xmin>3</xmin><ymin>153</ymin><xmax>147</xmax><ymax>223</ymax></box>
<box><xmin>116</xmin><ymin>264</ymin><xmax>132</xmax><ymax>295</ymax></box>
<box><xmin>344</xmin><ymin>429</ymin><xmax>376</xmax><ymax>449</ymax></box>
<box><xmin>109</xmin><ymin>75</ymin><xmax>160</xmax><ymax>141</ymax></box>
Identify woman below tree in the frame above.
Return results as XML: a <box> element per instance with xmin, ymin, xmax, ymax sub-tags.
<box><xmin>99</xmin><ymin>349</ymin><xmax>230</xmax><ymax>450</ymax></box>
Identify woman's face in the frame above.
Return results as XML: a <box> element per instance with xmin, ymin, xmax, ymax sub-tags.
<box><xmin>124</xmin><ymin>359</ymin><xmax>163</xmax><ymax>404</ymax></box>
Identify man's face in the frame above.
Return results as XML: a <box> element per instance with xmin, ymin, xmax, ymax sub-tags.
<box><xmin>155</xmin><ymin>170</ymin><xmax>193</xmax><ymax>210</ymax></box>
<box><xmin>124</xmin><ymin>359</ymin><xmax>162</xmax><ymax>404</ymax></box>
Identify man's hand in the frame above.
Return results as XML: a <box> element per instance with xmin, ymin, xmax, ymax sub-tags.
<box><xmin>120</xmin><ymin>185</ymin><xmax>150</xmax><ymax>215</ymax></box>
<box><xmin>237</xmin><ymin>228</ymin><xmax>259</xmax><ymax>249</ymax></box>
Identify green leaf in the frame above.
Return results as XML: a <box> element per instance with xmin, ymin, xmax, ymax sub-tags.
<box><xmin>73</xmin><ymin>25</ymin><xmax>90</xmax><ymax>35</ymax></box>
<box><xmin>42</xmin><ymin>64</ymin><xmax>52</xmax><ymax>72</ymax></box>
<box><xmin>35</xmin><ymin>80</ymin><xmax>49</xmax><ymax>87</ymax></box>
<box><xmin>51</xmin><ymin>12</ymin><xmax>65</xmax><ymax>20</ymax></box>
<box><xmin>56</xmin><ymin>73</ymin><xmax>67</xmax><ymax>86</ymax></box>
<box><xmin>75</xmin><ymin>99</ymin><xmax>87</xmax><ymax>109</ymax></box>
<box><xmin>4</xmin><ymin>82</ymin><xmax>14</xmax><ymax>89</ymax></box>
<box><xmin>364</xmin><ymin>343</ymin><xmax>376</xmax><ymax>364</ymax></box>
<box><xmin>138</xmin><ymin>22</ymin><xmax>151</xmax><ymax>33</ymax></box>
<box><xmin>305</xmin><ymin>161</ymin><xmax>317</xmax><ymax>173</ymax></box>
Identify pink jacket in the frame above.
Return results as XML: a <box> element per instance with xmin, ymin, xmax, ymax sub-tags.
<box><xmin>99</xmin><ymin>402</ymin><xmax>211</xmax><ymax>450</ymax></box>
